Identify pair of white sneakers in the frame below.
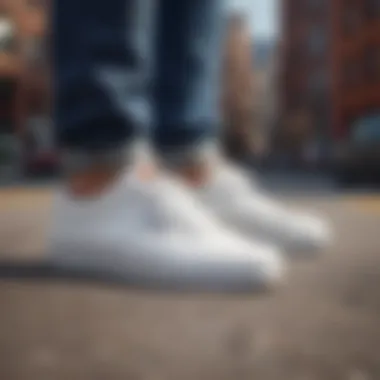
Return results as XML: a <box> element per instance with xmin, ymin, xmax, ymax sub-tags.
<box><xmin>50</xmin><ymin>160</ymin><xmax>332</xmax><ymax>292</ymax></box>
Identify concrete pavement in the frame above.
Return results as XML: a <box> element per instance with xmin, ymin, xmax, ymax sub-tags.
<box><xmin>1</xmin><ymin>186</ymin><xmax>380</xmax><ymax>380</ymax></box>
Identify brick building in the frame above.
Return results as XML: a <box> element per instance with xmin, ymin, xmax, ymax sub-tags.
<box><xmin>332</xmin><ymin>0</ymin><xmax>380</xmax><ymax>139</ymax></box>
<box><xmin>278</xmin><ymin>0</ymin><xmax>333</xmax><ymax>164</ymax></box>
<box><xmin>279</xmin><ymin>0</ymin><xmax>380</xmax><ymax>165</ymax></box>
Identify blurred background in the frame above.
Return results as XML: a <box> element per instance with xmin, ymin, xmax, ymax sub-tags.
<box><xmin>1</xmin><ymin>1</ymin><xmax>380</xmax><ymax>380</ymax></box>
<box><xmin>1</xmin><ymin>0</ymin><xmax>380</xmax><ymax>185</ymax></box>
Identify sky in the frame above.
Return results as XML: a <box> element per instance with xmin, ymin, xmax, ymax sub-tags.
<box><xmin>228</xmin><ymin>0</ymin><xmax>278</xmax><ymax>40</ymax></box>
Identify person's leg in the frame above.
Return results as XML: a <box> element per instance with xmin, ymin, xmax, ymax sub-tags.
<box><xmin>153</xmin><ymin>4</ymin><xmax>332</xmax><ymax>256</ymax></box>
<box><xmin>153</xmin><ymin>0</ymin><xmax>225</xmax><ymax>166</ymax></box>
<box><xmin>193</xmin><ymin>12</ymin><xmax>333</xmax><ymax>256</ymax></box>
<box><xmin>50</xmin><ymin>0</ymin><xmax>284</xmax><ymax>291</ymax></box>
<box><xmin>53</xmin><ymin>0</ymin><xmax>155</xmax><ymax>187</ymax></box>
<box><xmin>194</xmin><ymin>11</ymin><xmax>333</xmax><ymax>256</ymax></box>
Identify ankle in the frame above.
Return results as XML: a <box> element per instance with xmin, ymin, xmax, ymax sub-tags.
<box><xmin>173</xmin><ymin>162</ymin><xmax>213</xmax><ymax>187</ymax></box>
<box><xmin>63</xmin><ymin>142</ymin><xmax>158</xmax><ymax>197</ymax></box>
<box><xmin>158</xmin><ymin>142</ymin><xmax>224</xmax><ymax>187</ymax></box>
<box><xmin>66</xmin><ymin>164</ymin><xmax>124</xmax><ymax>198</ymax></box>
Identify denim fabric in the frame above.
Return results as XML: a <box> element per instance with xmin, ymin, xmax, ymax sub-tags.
<box><xmin>152</xmin><ymin>0</ymin><xmax>225</xmax><ymax>152</ymax></box>
<box><xmin>54</xmin><ymin>0</ymin><xmax>225</xmax><ymax>155</ymax></box>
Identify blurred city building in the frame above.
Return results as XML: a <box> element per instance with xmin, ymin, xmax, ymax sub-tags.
<box><xmin>222</xmin><ymin>12</ymin><xmax>257</xmax><ymax>161</ymax></box>
<box><xmin>252</xmin><ymin>39</ymin><xmax>279</xmax><ymax>158</ymax></box>
<box><xmin>0</xmin><ymin>3</ymin><xmax>261</xmax><ymax>177</ymax></box>
<box><xmin>277</xmin><ymin>0</ymin><xmax>332</xmax><ymax>168</ymax></box>
<box><xmin>278</xmin><ymin>0</ymin><xmax>380</xmax><ymax>170</ymax></box>
<box><xmin>0</xmin><ymin>0</ymin><xmax>50</xmax><ymax>177</ymax></box>
<box><xmin>332</xmin><ymin>0</ymin><xmax>380</xmax><ymax>139</ymax></box>
<box><xmin>332</xmin><ymin>0</ymin><xmax>380</xmax><ymax>184</ymax></box>
<box><xmin>2</xmin><ymin>3</ymin><xmax>257</xmax><ymax>176</ymax></box>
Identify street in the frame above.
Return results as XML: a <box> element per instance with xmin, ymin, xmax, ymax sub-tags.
<box><xmin>1</xmin><ymin>182</ymin><xmax>380</xmax><ymax>380</ymax></box>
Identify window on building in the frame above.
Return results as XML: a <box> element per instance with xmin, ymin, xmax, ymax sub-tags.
<box><xmin>308</xmin><ymin>26</ymin><xmax>326</xmax><ymax>57</ymax></box>
<box><xmin>0</xmin><ymin>14</ymin><xmax>16</xmax><ymax>53</ymax></box>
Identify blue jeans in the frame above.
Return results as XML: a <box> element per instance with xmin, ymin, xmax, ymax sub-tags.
<box><xmin>53</xmin><ymin>0</ymin><xmax>225</xmax><ymax>157</ymax></box>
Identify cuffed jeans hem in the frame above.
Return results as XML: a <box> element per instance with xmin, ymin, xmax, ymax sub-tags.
<box><xmin>155</xmin><ymin>139</ymin><xmax>221</xmax><ymax>168</ymax></box>
<box><xmin>61</xmin><ymin>139</ymin><xmax>150</xmax><ymax>174</ymax></box>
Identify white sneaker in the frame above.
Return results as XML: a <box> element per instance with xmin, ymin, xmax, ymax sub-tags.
<box><xmin>196</xmin><ymin>164</ymin><xmax>333</xmax><ymax>256</ymax></box>
<box><xmin>49</xmin><ymin>169</ymin><xmax>285</xmax><ymax>292</ymax></box>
